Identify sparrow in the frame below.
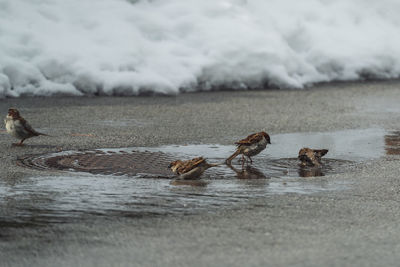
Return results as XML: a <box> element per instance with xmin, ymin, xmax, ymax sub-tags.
<box><xmin>225</xmin><ymin>131</ymin><xmax>271</xmax><ymax>167</ymax></box>
<box><xmin>298</xmin><ymin>148</ymin><xmax>328</xmax><ymax>167</ymax></box>
<box><xmin>4</xmin><ymin>108</ymin><xmax>48</xmax><ymax>146</ymax></box>
<box><xmin>168</xmin><ymin>157</ymin><xmax>220</xmax><ymax>180</ymax></box>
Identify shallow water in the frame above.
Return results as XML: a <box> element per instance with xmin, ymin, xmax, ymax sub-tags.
<box><xmin>0</xmin><ymin>173</ymin><xmax>347</xmax><ymax>227</ymax></box>
<box><xmin>0</xmin><ymin>128</ymin><xmax>396</xmax><ymax>227</ymax></box>
<box><xmin>148</xmin><ymin>128</ymin><xmax>386</xmax><ymax>162</ymax></box>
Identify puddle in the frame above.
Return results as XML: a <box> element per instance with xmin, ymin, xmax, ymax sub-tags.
<box><xmin>148</xmin><ymin>128</ymin><xmax>386</xmax><ymax>162</ymax></box>
<box><xmin>0</xmin><ymin>173</ymin><xmax>348</xmax><ymax>227</ymax></box>
<box><xmin>18</xmin><ymin>128</ymin><xmax>387</xmax><ymax>179</ymax></box>
<box><xmin>2</xmin><ymin>128</ymin><xmax>398</xmax><ymax>226</ymax></box>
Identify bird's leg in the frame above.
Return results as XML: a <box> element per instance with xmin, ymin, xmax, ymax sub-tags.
<box><xmin>248</xmin><ymin>156</ymin><xmax>253</xmax><ymax>164</ymax></box>
<box><xmin>13</xmin><ymin>139</ymin><xmax>25</xmax><ymax>146</ymax></box>
<box><xmin>241</xmin><ymin>154</ymin><xmax>245</xmax><ymax>169</ymax></box>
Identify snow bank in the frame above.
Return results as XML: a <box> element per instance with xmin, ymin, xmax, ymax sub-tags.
<box><xmin>1</xmin><ymin>0</ymin><xmax>400</xmax><ymax>97</ymax></box>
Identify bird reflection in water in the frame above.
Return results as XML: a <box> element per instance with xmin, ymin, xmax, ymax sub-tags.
<box><xmin>385</xmin><ymin>131</ymin><xmax>400</xmax><ymax>155</ymax></box>
<box><xmin>227</xmin><ymin>164</ymin><xmax>269</xmax><ymax>179</ymax></box>
<box><xmin>297</xmin><ymin>166</ymin><xmax>325</xmax><ymax>177</ymax></box>
<box><xmin>170</xmin><ymin>179</ymin><xmax>208</xmax><ymax>187</ymax></box>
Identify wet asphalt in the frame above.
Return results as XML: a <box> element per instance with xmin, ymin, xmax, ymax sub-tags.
<box><xmin>1</xmin><ymin>80</ymin><xmax>400</xmax><ymax>266</ymax></box>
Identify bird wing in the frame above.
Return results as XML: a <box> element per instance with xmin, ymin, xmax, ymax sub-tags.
<box><xmin>235</xmin><ymin>132</ymin><xmax>264</xmax><ymax>146</ymax></box>
<box><xmin>314</xmin><ymin>149</ymin><xmax>328</xmax><ymax>158</ymax></box>
<box><xmin>177</xmin><ymin>157</ymin><xmax>206</xmax><ymax>174</ymax></box>
<box><xmin>19</xmin><ymin>118</ymin><xmax>41</xmax><ymax>136</ymax></box>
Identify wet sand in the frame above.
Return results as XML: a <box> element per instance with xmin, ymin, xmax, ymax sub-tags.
<box><xmin>1</xmin><ymin>80</ymin><xmax>400</xmax><ymax>266</ymax></box>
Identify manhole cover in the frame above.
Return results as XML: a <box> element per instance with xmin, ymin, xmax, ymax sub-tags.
<box><xmin>17</xmin><ymin>150</ymin><xmax>175</xmax><ymax>178</ymax></box>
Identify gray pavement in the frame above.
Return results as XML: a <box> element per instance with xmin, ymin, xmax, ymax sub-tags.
<box><xmin>1</xmin><ymin>80</ymin><xmax>400</xmax><ymax>266</ymax></box>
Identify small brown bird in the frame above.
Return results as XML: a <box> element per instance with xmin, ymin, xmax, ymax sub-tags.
<box><xmin>4</xmin><ymin>108</ymin><xmax>48</xmax><ymax>146</ymax></box>
<box><xmin>225</xmin><ymin>131</ymin><xmax>271</xmax><ymax>167</ymax></box>
<box><xmin>298</xmin><ymin>148</ymin><xmax>328</xmax><ymax>167</ymax></box>
<box><xmin>168</xmin><ymin>157</ymin><xmax>219</xmax><ymax>180</ymax></box>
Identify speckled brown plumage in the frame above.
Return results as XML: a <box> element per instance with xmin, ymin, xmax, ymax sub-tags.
<box><xmin>226</xmin><ymin>131</ymin><xmax>271</xmax><ymax>167</ymax></box>
<box><xmin>298</xmin><ymin>148</ymin><xmax>328</xmax><ymax>167</ymax></box>
<box><xmin>4</xmin><ymin>108</ymin><xmax>48</xmax><ymax>146</ymax></box>
<box><xmin>168</xmin><ymin>157</ymin><xmax>219</xmax><ymax>180</ymax></box>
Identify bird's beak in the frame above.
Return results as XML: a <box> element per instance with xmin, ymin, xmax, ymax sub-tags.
<box><xmin>167</xmin><ymin>164</ymin><xmax>172</xmax><ymax>169</ymax></box>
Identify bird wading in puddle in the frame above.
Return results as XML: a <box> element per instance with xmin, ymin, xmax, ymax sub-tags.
<box><xmin>168</xmin><ymin>157</ymin><xmax>220</xmax><ymax>180</ymax></box>
<box><xmin>226</xmin><ymin>131</ymin><xmax>271</xmax><ymax>168</ymax></box>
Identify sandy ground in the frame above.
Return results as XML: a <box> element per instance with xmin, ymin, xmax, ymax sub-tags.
<box><xmin>1</xmin><ymin>80</ymin><xmax>400</xmax><ymax>266</ymax></box>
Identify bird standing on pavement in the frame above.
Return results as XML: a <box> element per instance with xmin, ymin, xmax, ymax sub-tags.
<box><xmin>225</xmin><ymin>131</ymin><xmax>271</xmax><ymax>167</ymax></box>
<box><xmin>4</xmin><ymin>108</ymin><xmax>48</xmax><ymax>146</ymax></box>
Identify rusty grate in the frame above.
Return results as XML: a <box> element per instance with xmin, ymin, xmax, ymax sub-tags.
<box><xmin>17</xmin><ymin>150</ymin><xmax>176</xmax><ymax>178</ymax></box>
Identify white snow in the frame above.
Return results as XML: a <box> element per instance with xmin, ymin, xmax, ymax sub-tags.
<box><xmin>1</xmin><ymin>0</ymin><xmax>400</xmax><ymax>97</ymax></box>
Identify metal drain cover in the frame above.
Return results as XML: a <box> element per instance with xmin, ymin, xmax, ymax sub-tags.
<box><xmin>17</xmin><ymin>150</ymin><xmax>175</xmax><ymax>178</ymax></box>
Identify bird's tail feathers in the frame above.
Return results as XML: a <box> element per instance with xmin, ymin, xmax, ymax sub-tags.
<box><xmin>38</xmin><ymin>132</ymin><xmax>52</xmax><ymax>137</ymax></box>
<box><xmin>225</xmin><ymin>149</ymin><xmax>241</xmax><ymax>164</ymax></box>
<box><xmin>314</xmin><ymin>149</ymin><xmax>328</xmax><ymax>157</ymax></box>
